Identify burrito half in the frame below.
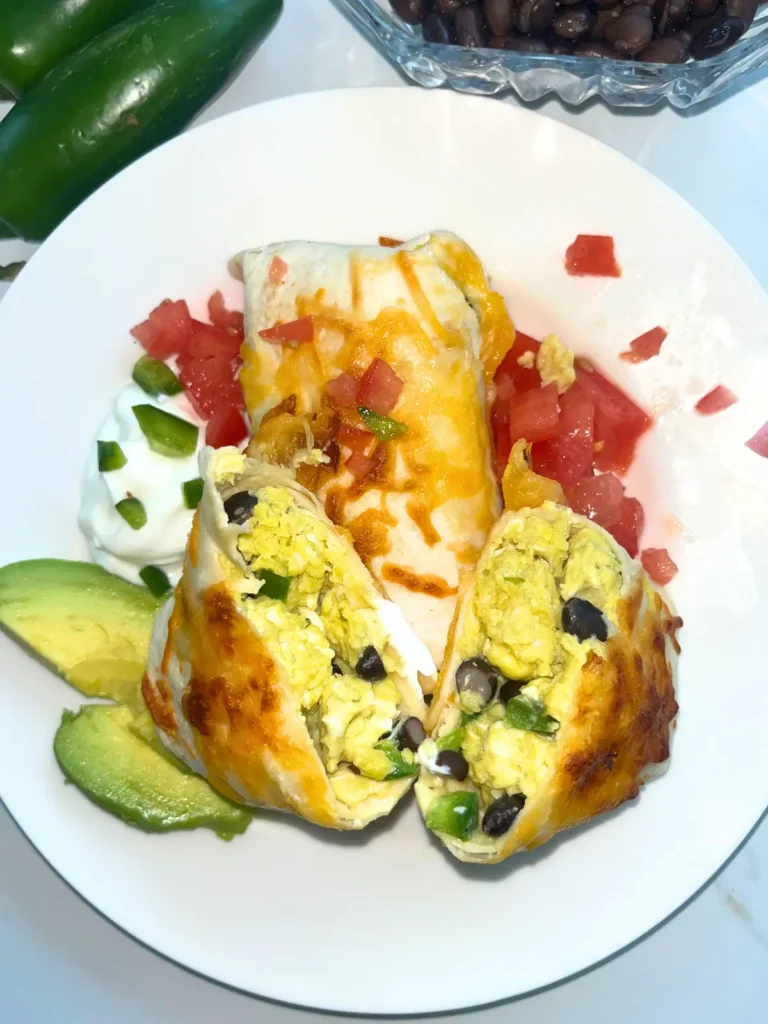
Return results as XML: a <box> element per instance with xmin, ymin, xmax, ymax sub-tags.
<box><xmin>143</xmin><ymin>448</ymin><xmax>434</xmax><ymax>830</ymax></box>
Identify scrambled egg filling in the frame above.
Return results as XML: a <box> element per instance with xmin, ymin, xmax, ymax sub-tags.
<box><xmin>536</xmin><ymin>334</ymin><xmax>575</xmax><ymax>393</ymax></box>
<box><xmin>431</xmin><ymin>505</ymin><xmax>624</xmax><ymax>829</ymax></box>
<box><xmin>236</xmin><ymin>486</ymin><xmax>408</xmax><ymax>792</ymax></box>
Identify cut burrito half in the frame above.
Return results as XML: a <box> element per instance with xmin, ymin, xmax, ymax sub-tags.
<box><xmin>234</xmin><ymin>231</ymin><xmax>510</xmax><ymax>675</ymax></box>
<box><xmin>415</xmin><ymin>502</ymin><xmax>681</xmax><ymax>863</ymax></box>
<box><xmin>142</xmin><ymin>447</ymin><xmax>435</xmax><ymax>830</ymax></box>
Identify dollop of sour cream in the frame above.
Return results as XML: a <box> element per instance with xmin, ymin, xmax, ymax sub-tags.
<box><xmin>78</xmin><ymin>383</ymin><xmax>205</xmax><ymax>586</ymax></box>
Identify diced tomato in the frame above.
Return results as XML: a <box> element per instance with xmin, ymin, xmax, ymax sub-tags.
<box><xmin>491</xmin><ymin>375</ymin><xmax>515</xmax><ymax>433</ymax></box>
<box><xmin>607</xmin><ymin>496</ymin><xmax>645</xmax><ymax>558</ymax></box>
<box><xmin>345</xmin><ymin>451</ymin><xmax>377</xmax><ymax>478</ymax></box>
<box><xmin>338</xmin><ymin>424</ymin><xmax>375</xmax><ymax>454</ymax></box>
<box><xmin>565</xmin><ymin>472</ymin><xmax>625</xmax><ymax>530</ymax></box>
<box><xmin>641</xmin><ymin>548</ymin><xmax>678</xmax><ymax>586</ymax></box>
<box><xmin>180</xmin><ymin>357</ymin><xmax>241</xmax><ymax>418</ymax></box>
<box><xmin>131</xmin><ymin>299</ymin><xmax>192</xmax><ymax>359</ymax></box>
<box><xmin>495</xmin><ymin>333</ymin><xmax>542</xmax><ymax>395</ymax></box>
<box><xmin>206</xmin><ymin>405</ymin><xmax>248</xmax><ymax>449</ymax></box>
<box><xmin>564</xmin><ymin>235</ymin><xmax>621</xmax><ymax>278</ymax></box>
<box><xmin>695</xmin><ymin>385</ymin><xmax>739</xmax><ymax>416</ymax></box>
<box><xmin>575</xmin><ymin>363</ymin><xmax>652</xmax><ymax>475</ymax></box>
<box><xmin>188</xmin><ymin>320</ymin><xmax>242</xmax><ymax>360</ymax></box>
<box><xmin>326</xmin><ymin>372</ymin><xmax>360</xmax><ymax>408</ymax></box>
<box><xmin>531</xmin><ymin>383</ymin><xmax>594</xmax><ymax>485</ymax></box>
<box><xmin>207</xmin><ymin>291</ymin><xmax>244</xmax><ymax>335</ymax></box>
<box><xmin>620</xmin><ymin>326</ymin><xmax>668</xmax><ymax>364</ymax></box>
<box><xmin>746</xmin><ymin>420</ymin><xmax>768</xmax><ymax>458</ymax></box>
<box><xmin>357</xmin><ymin>358</ymin><xmax>404</xmax><ymax>415</ymax></box>
<box><xmin>259</xmin><ymin>315</ymin><xmax>314</xmax><ymax>346</ymax></box>
<box><xmin>268</xmin><ymin>256</ymin><xmax>288</xmax><ymax>285</ymax></box>
<box><xmin>508</xmin><ymin>383</ymin><xmax>560</xmax><ymax>447</ymax></box>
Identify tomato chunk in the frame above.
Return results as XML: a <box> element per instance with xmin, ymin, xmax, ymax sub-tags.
<box><xmin>508</xmin><ymin>383</ymin><xmax>560</xmax><ymax>447</ymax></box>
<box><xmin>131</xmin><ymin>299</ymin><xmax>192</xmax><ymax>359</ymax></box>
<box><xmin>620</xmin><ymin>326</ymin><xmax>667</xmax><ymax>364</ymax></box>
<box><xmin>188</xmin><ymin>320</ymin><xmax>242</xmax><ymax>360</ymax></box>
<box><xmin>338</xmin><ymin>423</ymin><xmax>375</xmax><ymax>454</ymax></box>
<box><xmin>607</xmin><ymin>496</ymin><xmax>645</xmax><ymax>558</ymax></box>
<box><xmin>746</xmin><ymin>420</ymin><xmax>768</xmax><ymax>458</ymax></box>
<box><xmin>180</xmin><ymin>357</ymin><xmax>241</xmax><ymax>418</ymax></box>
<box><xmin>495</xmin><ymin>333</ymin><xmax>542</xmax><ymax>395</ymax></box>
<box><xmin>357</xmin><ymin>358</ymin><xmax>404</xmax><ymax>415</ymax></box>
<box><xmin>326</xmin><ymin>372</ymin><xmax>360</xmax><ymax>408</ymax></box>
<box><xmin>641</xmin><ymin>548</ymin><xmax>678</xmax><ymax>586</ymax></box>
<box><xmin>259</xmin><ymin>316</ymin><xmax>314</xmax><ymax>346</ymax></box>
<box><xmin>565</xmin><ymin>235</ymin><xmax>621</xmax><ymax>278</ymax></box>
<box><xmin>565</xmin><ymin>473</ymin><xmax>625</xmax><ymax>529</ymax></box>
<box><xmin>207</xmin><ymin>291</ymin><xmax>244</xmax><ymax>335</ymax></box>
<box><xmin>575</xmin><ymin>363</ymin><xmax>652</xmax><ymax>475</ymax></box>
<box><xmin>345</xmin><ymin>451</ymin><xmax>377</xmax><ymax>479</ymax></box>
<box><xmin>206</xmin><ymin>405</ymin><xmax>248</xmax><ymax>449</ymax></box>
<box><xmin>695</xmin><ymin>385</ymin><xmax>739</xmax><ymax>416</ymax></box>
<box><xmin>268</xmin><ymin>256</ymin><xmax>288</xmax><ymax>284</ymax></box>
<box><xmin>531</xmin><ymin>383</ymin><xmax>594</xmax><ymax>485</ymax></box>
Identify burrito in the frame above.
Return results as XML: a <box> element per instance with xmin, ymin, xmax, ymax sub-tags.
<box><xmin>142</xmin><ymin>447</ymin><xmax>435</xmax><ymax>830</ymax></box>
<box><xmin>236</xmin><ymin>232</ymin><xmax>509</xmax><ymax>674</ymax></box>
<box><xmin>415</xmin><ymin>502</ymin><xmax>681</xmax><ymax>863</ymax></box>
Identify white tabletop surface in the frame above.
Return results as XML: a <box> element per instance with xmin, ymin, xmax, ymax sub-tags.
<box><xmin>2</xmin><ymin>2</ymin><xmax>767</xmax><ymax>1020</ymax></box>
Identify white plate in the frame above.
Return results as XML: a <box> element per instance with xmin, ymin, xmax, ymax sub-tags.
<box><xmin>1</xmin><ymin>89</ymin><xmax>767</xmax><ymax>1016</ymax></box>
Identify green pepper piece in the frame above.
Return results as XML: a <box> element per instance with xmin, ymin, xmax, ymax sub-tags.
<box><xmin>375</xmin><ymin>739</ymin><xmax>418</xmax><ymax>781</ymax></box>
<box><xmin>97</xmin><ymin>440</ymin><xmax>127</xmax><ymax>472</ymax></box>
<box><xmin>436</xmin><ymin>727</ymin><xmax>465</xmax><ymax>752</ymax></box>
<box><xmin>132</xmin><ymin>405</ymin><xmax>198</xmax><ymax>458</ymax></box>
<box><xmin>182</xmin><ymin>477</ymin><xmax>204</xmax><ymax>509</ymax></box>
<box><xmin>115</xmin><ymin>497</ymin><xmax>146</xmax><ymax>531</ymax></box>
<box><xmin>425</xmin><ymin>791</ymin><xmax>478</xmax><ymax>841</ymax></box>
<box><xmin>358</xmin><ymin>406</ymin><xmax>408</xmax><ymax>441</ymax></box>
<box><xmin>139</xmin><ymin>565</ymin><xmax>172</xmax><ymax>598</ymax></box>
<box><xmin>255</xmin><ymin>569</ymin><xmax>291</xmax><ymax>602</ymax></box>
<box><xmin>505</xmin><ymin>696</ymin><xmax>559</xmax><ymax>735</ymax></box>
<box><xmin>0</xmin><ymin>260</ymin><xmax>24</xmax><ymax>281</ymax></box>
<box><xmin>132</xmin><ymin>355</ymin><xmax>183</xmax><ymax>397</ymax></box>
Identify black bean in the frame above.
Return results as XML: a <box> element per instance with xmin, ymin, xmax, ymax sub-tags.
<box><xmin>638</xmin><ymin>31</ymin><xmax>691</xmax><ymax>58</ymax></box>
<box><xmin>573</xmin><ymin>39</ymin><xmax>619</xmax><ymax>54</ymax></box>
<box><xmin>490</xmin><ymin>33</ymin><xmax>551</xmax><ymax>50</ymax></box>
<box><xmin>331</xmin><ymin>661</ymin><xmax>343</xmax><ymax>676</ymax></box>
<box><xmin>223</xmin><ymin>491</ymin><xmax>258</xmax><ymax>525</ymax></box>
<box><xmin>455</xmin><ymin>657</ymin><xmax>497</xmax><ymax>706</ymax></box>
<box><xmin>562</xmin><ymin>597</ymin><xmax>608</xmax><ymax>642</ymax></box>
<box><xmin>435</xmin><ymin>750</ymin><xmax>469</xmax><ymax>781</ymax></box>
<box><xmin>725</xmin><ymin>0</ymin><xmax>757</xmax><ymax>27</ymax></box>
<box><xmin>655</xmin><ymin>0</ymin><xmax>690</xmax><ymax>33</ymax></box>
<box><xmin>690</xmin><ymin>0</ymin><xmax>720</xmax><ymax>14</ymax></box>
<box><xmin>455</xmin><ymin>3</ymin><xmax>489</xmax><ymax>45</ymax></box>
<box><xmin>547</xmin><ymin>33</ymin><xmax>575</xmax><ymax>52</ymax></box>
<box><xmin>593</xmin><ymin>0</ymin><xmax>622</xmax><ymax>9</ymax></box>
<box><xmin>483</xmin><ymin>0</ymin><xmax>516</xmax><ymax>35</ymax></box>
<box><xmin>603</xmin><ymin>6</ymin><xmax>654</xmax><ymax>53</ymax></box>
<box><xmin>423</xmin><ymin>10</ymin><xmax>457</xmax><ymax>41</ymax></box>
<box><xmin>347</xmin><ymin>763</ymin><xmax>362</xmax><ymax>775</ymax></box>
<box><xmin>424</xmin><ymin>692</ymin><xmax>434</xmax><ymax>706</ymax></box>
<box><xmin>690</xmin><ymin>13</ymin><xmax>744</xmax><ymax>55</ymax></box>
<box><xmin>498</xmin><ymin>677</ymin><xmax>526</xmax><ymax>703</ymax></box>
<box><xmin>482</xmin><ymin>793</ymin><xmax>527</xmax><ymax>837</ymax></box>
<box><xmin>517</xmin><ymin>0</ymin><xmax>557</xmax><ymax>35</ymax></box>
<box><xmin>591</xmin><ymin>8</ymin><xmax>620</xmax><ymax>37</ymax></box>
<box><xmin>553</xmin><ymin>5</ymin><xmax>596</xmax><ymax>39</ymax></box>
<box><xmin>390</xmin><ymin>0</ymin><xmax>426</xmax><ymax>23</ymax></box>
<box><xmin>355</xmin><ymin>645</ymin><xmax>387</xmax><ymax>681</ymax></box>
<box><xmin>398</xmin><ymin>716</ymin><xmax>427</xmax><ymax>752</ymax></box>
<box><xmin>436</xmin><ymin>0</ymin><xmax>465</xmax><ymax>15</ymax></box>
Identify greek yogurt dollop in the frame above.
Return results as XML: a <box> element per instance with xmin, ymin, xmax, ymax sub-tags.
<box><xmin>78</xmin><ymin>383</ymin><xmax>205</xmax><ymax>585</ymax></box>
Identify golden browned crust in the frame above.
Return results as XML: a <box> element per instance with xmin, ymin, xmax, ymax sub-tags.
<box><xmin>381</xmin><ymin>563</ymin><xmax>458</xmax><ymax>599</ymax></box>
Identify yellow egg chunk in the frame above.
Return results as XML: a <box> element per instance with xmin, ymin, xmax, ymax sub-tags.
<box><xmin>561</xmin><ymin>526</ymin><xmax>623</xmax><ymax>622</ymax></box>
<box><xmin>536</xmin><ymin>333</ymin><xmax>576</xmax><ymax>393</ymax></box>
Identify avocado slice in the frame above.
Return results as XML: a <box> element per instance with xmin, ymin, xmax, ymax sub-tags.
<box><xmin>0</xmin><ymin>559</ymin><xmax>163</xmax><ymax>704</ymax></box>
<box><xmin>54</xmin><ymin>704</ymin><xmax>252</xmax><ymax>838</ymax></box>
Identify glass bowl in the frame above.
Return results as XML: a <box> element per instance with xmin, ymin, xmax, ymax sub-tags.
<box><xmin>334</xmin><ymin>0</ymin><xmax>768</xmax><ymax>108</ymax></box>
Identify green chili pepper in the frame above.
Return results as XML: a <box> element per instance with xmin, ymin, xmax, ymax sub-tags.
<box><xmin>375</xmin><ymin>739</ymin><xmax>418</xmax><ymax>781</ymax></box>
<box><xmin>132</xmin><ymin>355</ymin><xmax>183</xmax><ymax>397</ymax></box>
<box><xmin>115</xmin><ymin>497</ymin><xmax>146</xmax><ymax>531</ymax></box>
<box><xmin>505</xmin><ymin>697</ymin><xmax>559</xmax><ymax>735</ymax></box>
<box><xmin>182</xmin><ymin>477</ymin><xmax>204</xmax><ymax>510</ymax></box>
<box><xmin>132</xmin><ymin>405</ymin><xmax>198</xmax><ymax>458</ymax></box>
<box><xmin>436</xmin><ymin>728</ymin><xmax>465</xmax><ymax>752</ymax></box>
<box><xmin>139</xmin><ymin>565</ymin><xmax>172</xmax><ymax>598</ymax></box>
<box><xmin>425</xmin><ymin>791</ymin><xmax>478</xmax><ymax>841</ymax></box>
<box><xmin>97</xmin><ymin>440</ymin><xmax>127</xmax><ymax>472</ymax></box>
<box><xmin>358</xmin><ymin>406</ymin><xmax>408</xmax><ymax>441</ymax></box>
<box><xmin>255</xmin><ymin>570</ymin><xmax>291</xmax><ymax>602</ymax></box>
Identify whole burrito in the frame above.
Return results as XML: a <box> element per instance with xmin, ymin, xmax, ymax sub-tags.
<box><xmin>235</xmin><ymin>231</ymin><xmax>509</xmax><ymax>675</ymax></box>
<box><xmin>143</xmin><ymin>447</ymin><xmax>435</xmax><ymax>830</ymax></box>
<box><xmin>415</xmin><ymin>502</ymin><xmax>681</xmax><ymax>863</ymax></box>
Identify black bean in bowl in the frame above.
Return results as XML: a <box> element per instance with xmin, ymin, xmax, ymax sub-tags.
<box><xmin>387</xmin><ymin>0</ymin><xmax>756</xmax><ymax>62</ymax></box>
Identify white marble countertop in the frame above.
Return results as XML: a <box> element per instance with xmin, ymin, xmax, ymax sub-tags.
<box><xmin>2</xmin><ymin>1</ymin><xmax>767</xmax><ymax>1019</ymax></box>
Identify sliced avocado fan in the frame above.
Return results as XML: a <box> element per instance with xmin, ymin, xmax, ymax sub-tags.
<box><xmin>0</xmin><ymin>559</ymin><xmax>163</xmax><ymax>704</ymax></box>
<box><xmin>54</xmin><ymin>705</ymin><xmax>252</xmax><ymax>838</ymax></box>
